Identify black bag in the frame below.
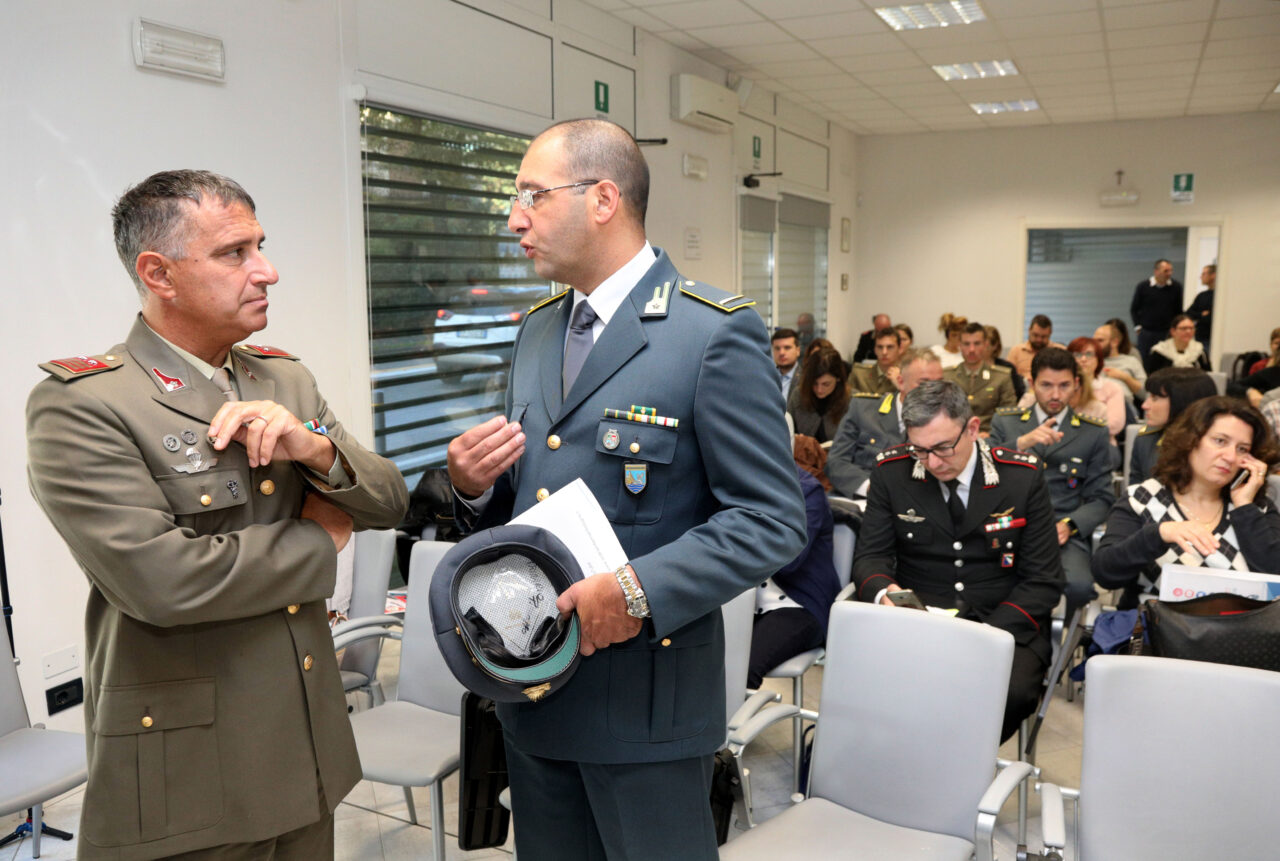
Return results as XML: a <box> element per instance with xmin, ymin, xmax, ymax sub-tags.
<box><xmin>1143</xmin><ymin>593</ymin><xmax>1280</xmax><ymax>672</ymax></box>
<box><xmin>709</xmin><ymin>749</ymin><xmax>739</xmax><ymax>846</ymax></box>
<box><xmin>1230</xmin><ymin>350</ymin><xmax>1265</xmax><ymax>382</ymax></box>
<box><xmin>458</xmin><ymin>692</ymin><xmax>510</xmax><ymax>850</ymax></box>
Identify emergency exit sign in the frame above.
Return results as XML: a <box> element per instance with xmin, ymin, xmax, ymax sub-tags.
<box><xmin>594</xmin><ymin>81</ymin><xmax>609</xmax><ymax>114</ymax></box>
<box><xmin>1172</xmin><ymin>173</ymin><xmax>1194</xmax><ymax>204</ymax></box>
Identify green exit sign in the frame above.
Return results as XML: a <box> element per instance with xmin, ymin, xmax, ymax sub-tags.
<box><xmin>594</xmin><ymin>81</ymin><xmax>609</xmax><ymax>113</ymax></box>
<box><xmin>752</xmin><ymin>135</ymin><xmax>761</xmax><ymax>158</ymax></box>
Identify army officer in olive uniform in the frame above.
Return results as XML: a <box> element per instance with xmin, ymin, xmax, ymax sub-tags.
<box><xmin>852</xmin><ymin>380</ymin><xmax>1064</xmax><ymax>741</ymax></box>
<box><xmin>989</xmin><ymin>348</ymin><xmax>1114</xmax><ymax>618</ymax></box>
<box><xmin>849</xmin><ymin>326</ymin><xmax>902</xmax><ymax>396</ymax></box>
<box><xmin>826</xmin><ymin>349</ymin><xmax>943</xmax><ymax>497</ymax></box>
<box><xmin>944</xmin><ymin>322</ymin><xmax>1016</xmax><ymax>434</ymax></box>
<box><xmin>447</xmin><ymin>120</ymin><xmax>805</xmax><ymax>860</ymax></box>
<box><xmin>26</xmin><ymin>171</ymin><xmax>408</xmax><ymax>860</ymax></box>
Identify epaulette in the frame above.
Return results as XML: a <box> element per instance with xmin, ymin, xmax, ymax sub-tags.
<box><xmin>990</xmin><ymin>446</ymin><xmax>1040</xmax><ymax>468</ymax></box>
<box><xmin>1137</xmin><ymin>424</ymin><xmax>1161</xmax><ymax>437</ymax></box>
<box><xmin>875</xmin><ymin>443</ymin><xmax>912</xmax><ymax>465</ymax></box>
<box><xmin>39</xmin><ymin>353</ymin><xmax>124</xmax><ymax>382</ymax></box>
<box><xmin>679</xmin><ymin>280</ymin><xmax>755</xmax><ymax>313</ymax></box>
<box><xmin>236</xmin><ymin>344</ymin><xmax>298</xmax><ymax>360</ymax></box>
<box><xmin>528</xmin><ymin>289</ymin><xmax>569</xmax><ymax>315</ymax></box>
<box><xmin>852</xmin><ymin>391</ymin><xmax>880</xmax><ymax>398</ymax></box>
<box><xmin>1074</xmin><ymin>413</ymin><xmax>1108</xmax><ymax>428</ymax></box>
<box><xmin>986</xmin><ymin>364</ymin><xmax>1011</xmax><ymax>375</ymax></box>
<box><xmin>995</xmin><ymin>406</ymin><xmax>1023</xmax><ymax>415</ymax></box>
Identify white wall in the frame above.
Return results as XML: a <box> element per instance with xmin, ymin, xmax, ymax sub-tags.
<box><xmin>855</xmin><ymin>112</ymin><xmax>1280</xmax><ymax>362</ymax></box>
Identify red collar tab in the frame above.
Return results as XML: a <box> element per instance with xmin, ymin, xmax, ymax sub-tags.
<box><xmin>239</xmin><ymin>344</ymin><xmax>295</xmax><ymax>359</ymax></box>
<box><xmin>151</xmin><ymin>367</ymin><xmax>186</xmax><ymax>392</ymax></box>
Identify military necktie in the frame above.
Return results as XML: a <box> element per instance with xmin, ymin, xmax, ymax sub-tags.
<box><xmin>211</xmin><ymin>367</ymin><xmax>237</xmax><ymax>402</ymax></box>
<box><xmin>562</xmin><ymin>300</ymin><xmax>598</xmax><ymax>396</ymax></box>
<box><xmin>945</xmin><ymin>478</ymin><xmax>966</xmax><ymax>528</ymax></box>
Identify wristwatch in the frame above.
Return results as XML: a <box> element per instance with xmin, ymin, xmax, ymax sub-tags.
<box><xmin>615</xmin><ymin>565</ymin><xmax>651</xmax><ymax>619</ymax></box>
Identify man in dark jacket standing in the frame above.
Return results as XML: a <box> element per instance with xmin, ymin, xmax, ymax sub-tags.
<box><xmin>1131</xmin><ymin>258</ymin><xmax>1184</xmax><ymax>362</ymax></box>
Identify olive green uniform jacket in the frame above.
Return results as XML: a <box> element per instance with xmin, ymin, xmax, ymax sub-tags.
<box><xmin>26</xmin><ymin>317</ymin><xmax>408</xmax><ymax>860</ymax></box>
<box><xmin>944</xmin><ymin>363</ymin><xmax>1017</xmax><ymax>433</ymax></box>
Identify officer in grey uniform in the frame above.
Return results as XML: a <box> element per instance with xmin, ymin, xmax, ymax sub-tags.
<box><xmin>989</xmin><ymin>348</ymin><xmax>1114</xmax><ymax>616</ymax></box>
<box><xmin>447</xmin><ymin>120</ymin><xmax>805</xmax><ymax>861</ymax></box>
<box><xmin>944</xmin><ymin>322</ymin><xmax>1016</xmax><ymax>434</ymax></box>
<box><xmin>827</xmin><ymin>349</ymin><xmax>942</xmax><ymax>497</ymax></box>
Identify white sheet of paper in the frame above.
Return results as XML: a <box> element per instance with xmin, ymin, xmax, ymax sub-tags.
<box><xmin>511</xmin><ymin>478</ymin><xmax>627</xmax><ymax>579</ymax></box>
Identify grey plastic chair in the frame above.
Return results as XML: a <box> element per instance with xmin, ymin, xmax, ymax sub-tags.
<box><xmin>333</xmin><ymin>540</ymin><xmax>460</xmax><ymax>860</ymax></box>
<box><xmin>0</xmin><ymin>631</ymin><xmax>87</xmax><ymax>858</ymax></box>
<box><xmin>721</xmin><ymin>601</ymin><xmax>1032</xmax><ymax>860</ymax></box>
<box><xmin>1034</xmin><ymin>654</ymin><xmax>1280</xmax><ymax>860</ymax></box>
<box><xmin>338</xmin><ymin>528</ymin><xmax>397</xmax><ymax>708</ymax></box>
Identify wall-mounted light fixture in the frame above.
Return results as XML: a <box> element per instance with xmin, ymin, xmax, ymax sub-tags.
<box><xmin>133</xmin><ymin>19</ymin><xmax>225</xmax><ymax>82</ymax></box>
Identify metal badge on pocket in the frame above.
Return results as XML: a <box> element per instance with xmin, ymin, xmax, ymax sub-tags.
<box><xmin>624</xmin><ymin>462</ymin><xmax>647</xmax><ymax>495</ymax></box>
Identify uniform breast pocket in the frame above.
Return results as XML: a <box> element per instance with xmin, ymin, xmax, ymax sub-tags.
<box><xmin>154</xmin><ymin>469</ymin><xmax>247</xmax><ymax>517</ymax></box>
<box><xmin>594</xmin><ymin>420</ymin><xmax>678</xmax><ymax>525</ymax></box>
<box><xmin>985</xmin><ymin>526</ymin><xmax>1024</xmax><ymax>557</ymax></box>
<box><xmin>86</xmin><ymin>678</ymin><xmax>222</xmax><ymax>846</ymax></box>
<box><xmin>893</xmin><ymin>519</ymin><xmax>933</xmax><ymax>545</ymax></box>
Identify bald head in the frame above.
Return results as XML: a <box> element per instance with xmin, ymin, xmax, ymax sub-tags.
<box><xmin>536</xmin><ymin>119</ymin><xmax>649</xmax><ymax>226</ymax></box>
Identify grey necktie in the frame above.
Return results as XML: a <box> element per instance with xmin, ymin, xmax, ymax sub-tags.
<box><xmin>211</xmin><ymin>367</ymin><xmax>237</xmax><ymax>402</ymax></box>
<box><xmin>562</xmin><ymin>300</ymin><xmax>598</xmax><ymax>396</ymax></box>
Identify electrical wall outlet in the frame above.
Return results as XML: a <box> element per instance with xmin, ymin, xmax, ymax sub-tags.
<box><xmin>43</xmin><ymin>644</ymin><xmax>79</xmax><ymax>678</ymax></box>
<box><xmin>46</xmin><ymin>678</ymin><xmax>84</xmax><ymax>715</ymax></box>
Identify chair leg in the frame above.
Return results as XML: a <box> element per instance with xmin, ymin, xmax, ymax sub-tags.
<box><xmin>731</xmin><ymin>750</ymin><xmax>756</xmax><ymax>830</ymax></box>
<box><xmin>370</xmin><ymin>680</ymin><xmax>385</xmax><ymax>707</ymax></box>
<box><xmin>403</xmin><ymin>786</ymin><xmax>418</xmax><ymax>824</ymax></box>
<box><xmin>791</xmin><ymin>674</ymin><xmax>805</xmax><ymax>794</ymax></box>
<box><xmin>431</xmin><ymin>778</ymin><xmax>446</xmax><ymax>861</ymax></box>
<box><xmin>31</xmin><ymin>802</ymin><xmax>43</xmax><ymax>859</ymax></box>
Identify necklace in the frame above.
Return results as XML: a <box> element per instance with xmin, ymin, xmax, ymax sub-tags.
<box><xmin>1176</xmin><ymin>493</ymin><xmax>1223</xmax><ymax>527</ymax></box>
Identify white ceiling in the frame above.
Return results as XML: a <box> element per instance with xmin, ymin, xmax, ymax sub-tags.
<box><xmin>580</xmin><ymin>0</ymin><xmax>1280</xmax><ymax>134</ymax></box>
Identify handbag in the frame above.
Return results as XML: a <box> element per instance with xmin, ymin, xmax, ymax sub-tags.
<box><xmin>1142</xmin><ymin>593</ymin><xmax>1280</xmax><ymax>672</ymax></box>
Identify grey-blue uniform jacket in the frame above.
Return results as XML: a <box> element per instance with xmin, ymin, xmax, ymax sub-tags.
<box><xmin>989</xmin><ymin>407</ymin><xmax>1116</xmax><ymax>540</ymax></box>
<box><xmin>826</xmin><ymin>391</ymin><xmax>903</xmax><ymax>497</ymax></box>
<box><xmin>468</xmin><ymin>249</ymin><xmax>806</xmax><ymax>764</ymax></box>
<box><xmin>1129</xmin><ymin>425</ymin><xmax>1162</xmax><ymax>487</ymax></box>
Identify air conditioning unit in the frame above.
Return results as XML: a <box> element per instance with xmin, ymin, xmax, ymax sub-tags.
<box><xmin>671</xmin><ymin>74</ymin><xmax>737</xmax><ymax>133</ymax></box>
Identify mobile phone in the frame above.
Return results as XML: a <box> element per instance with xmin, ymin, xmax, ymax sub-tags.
<box><xmin>887</xmin><ymin>589</ymin><xmax>927</xmax><ymax>611</ymax></box>
<box><xmin>1230</xmin><ymin>468</ymin><xmax>1249</xmax><ymax>491</ymax></box>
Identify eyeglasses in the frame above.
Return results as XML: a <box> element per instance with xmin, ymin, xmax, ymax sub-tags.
<box><xmin>906</xmin><ymin>426</ymin><xmax>967</xmax><ymax>460</ymax></box>
<box><xmin>1075</xmin><ymin>351</ymin><xmax>1096</xmax><ymax>359</ymax></box>
<box><xmin>510</xmin><ymin>180</ymin><xmax>600</xmax><ymax>211</ymax></box>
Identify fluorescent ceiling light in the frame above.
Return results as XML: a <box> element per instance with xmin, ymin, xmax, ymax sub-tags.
<box><xmin>875</xmin><ymin>2</ymin><xmax>986</xmax><ymax>31</ymax></box>
<box><xmin>933</xmin><ymin>60</ymin><xmax>1018</xmax><ymax>81</ymax></box>
<box><xmin>970</xmin><ymin>99</ymin><xmax>1039</xmax><ymax>114</ymax></box>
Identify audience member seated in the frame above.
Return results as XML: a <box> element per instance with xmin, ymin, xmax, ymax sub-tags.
<box><xmin>852</xmin><ymin>313</ymin><xmax>892</xmax><ymax>365</ymax></box>
<box><xmin>1228</xmin><ymin>361</ymin><xmax>1280</xmax><ymax>409</ymax></box>
<box><xmin>1106</xmin><ymin>318</ymin><xmax>1142</xmax><ymax>359</ymax></box>
<box><xmin>991</xmin><ymin>347</ymin><xmax>1114</xmax><ymax>617</ymax></box>
<box><xmin>1069</xmin><ymin>336</ymin><xmax>1127</xmax><ymax>440</ymax></box>
<box><xmin>985</xmin><ymin>324</ymin><xmax>1026</xmax><ymax>400</ymax></box>
<box><xmin>1007</xmin><ymin>313</ymin><xmax>1066</xmax><ymax>383</ymax></box>
<box><xmin>771</xmin><ymin>327</ymin><xmax>800</xmax><ymax>400</ymax></box>
<box><xmin>929</xmin><ymin>312</ymin><xmax>966</xmax><ymax>369</ymax></box>
<box><xmin>1095</xmin><ymin>320</ymin><xmax>1147</xmax><ymax>402</ymax></box>
<box><xmin>826</xmin><ymin>349</ymin><xmax>943</xmax><ymax>497</ymax></box>
<box><xmin>850</xmin><ymin>326</ymin><xmax>902</xmax><ymax>395</ymax></box>
<box><xmin>1246</xmin><ymin>327</ymin><xmax>1280</xmax><ymax>375</ymax></box>
<box><xmin>894</xmin><ymin>322</ymin><xmax>914</xmax><ymax>352</ymax></box>
<box><xmin>944</xmin><ymin>321</ymin><xmax>1016</xmax><ymax>434</ymax></box>
<box><xmin>1130</xmin><ymin>368</ymin><xmax>1219</xmax><ymax>487</ymax></box>
<box><xmin>788</xmin><ymin>346</ymin><xmax>849</xmax><ymax>445</ymax></box>
<box><xmin>1093</xmin><ymin>396</ymin><xmax>1280</xmax><ymax>608</ymax></box>
<box><xmin>851</xmin><ymin>379</ymin><xmax>1065</xmax><ymax>742</ymax></box>
<box><xmin>747</xmin><ymin>465</ymin><xmax>841</xmax><ymax>689</ymax></box>
<box><xmin>1145</xmin><ymin>314</ymin><xmax>1211</xmax><ymax>374</ymax></box>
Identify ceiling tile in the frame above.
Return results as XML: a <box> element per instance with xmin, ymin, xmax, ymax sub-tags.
<box><xmin>894</xmin><ymin>21</ymin><xmax>1003</xmax><ymax>49</ymax></box>
<box><xmin>1108</xmin><ymin>43</ymin><xmax>1204</xmax><ymax>66</ymax></box>
<box><xmin>782</xmin><ymin>73</ymin><xmax>862</xmax><ymax>90</ymax></box>
<box><xmin>1202</xmin><ymin>35</ymin><xmax>1280</xmax><ymax>58</ymax></box>
<box><xmin>996</xmin><ymin>10</ymin><xmax>1102</xmax><ymax>39</ymax></box>
<box><xmin>892</xmin><ymin>94</ymin><xmax>971</xmax><ymax>108</ymax></box>
<box><xmin>1210</xmin><ymin>14</ymin><xmax>1280</xmax><ymax>40</ymax></box>
<box><xmin>612</xmin><ymin>7</ymin><xmax>674</xmax><ymax>30</ymax></box>
<box><xmin>1009</xmin><ymin>33</ymin><xmax>1105</xmax><ymax>57</ymax></box>
<box><xmin>1215</xmin><ymin>0</ymin><xmax>1280</xmax><ymax>18</ymax></box>
<box><xmin>1015</xmin><ymin>51</ymin><xmax>1107</xmax><ymax>73</ymax></box>
<box><xmin>1041</xmin><ymin>95</ymin><xmax>1113</xmax><ymax>110</ymax></box>
<box><xmin>1106</xmin><ymin>22</ymin><xmax>1209</xmax><ymax>49</ymax></box>
<box><xmin>1261</xmin><ymin>94</ymin><xmax>1280</xmax><ymax>108</ymax></box>
<box><xmin>629</xmin><ymin>0</ymin><xmax>705</xmax><ymax>6</ymax></box>
<box><xmin>872</xmin><ymin>81</ymin><xmax>961</xmax><ymax>97</ymax></box>
<box><xmin>1115</xmin><ymin>106</ymin><xmax>1187</xmax><ymax>119</ymax></box>
<box><xmin>753</xmin><ymin>58</ymin><xmax>844</xmax><ymax>77</ymax></box>
<box><xmin>1043</xmin><ymin>108</ymin><xmax>1117</xmax><ymax>122</ymax></box>
<box><xmin>854</xmin><ymin>66</ymin><xmax>939</xmax><ymax>86</ymax></box>
<box><xmin>1110</xmin><ymin>62</ymin><xmax>1196</xmax><ymax>81</ymax></box>
<box><xmin>1195</xmin><ymin>69</ymin><xmax>1280</xmax><ymax>86</ymax></box>
<box><xmin>1033</xmin><ymin>81</ymin><xmax>1115</xmax><ymax>97</ymax></box>
<box><xmin>983</xmin><ymin>0</ymin><xmax>1099</xmax><ymax>17</ymax></box>
<box><xmin>1026</xmin><ymin>68</ymin><xmax>1112</xmax><ymax>86</ymax></box>
<box><xmin>691</xmin><ymin>47</ymin><xmax>749</xmax><ymax>67</ymax></box>
<box><xmin>1190</xmin><ymin>82</ymin><xmax>1275</xmax><ymax>98</ymax></box>
<box><xmin>580</xmin><ymin>0</ymin><xmax>630</xmax><ymax>9</ymax></box>
<box><xmin>726</xmin><ymin>41</ymin><xmax>820</xmax><ymax>63</ymax></box>
<box><xmin>1186</xmin><ymin>101</ymin><xmax>1266</xmax><ymax>115</ymax></box>
<box><xmin>1197</xmin><ymin>53</ymin><xmax>1280</xmax><ymax>72</ymax></box>
<box><xmin>654</xmin><ymin>30</ymin><xmax>711</xmax><ymax>51</ymax></box>
<box><xmin>775</xmin><ymin>9</ymin><xmax>886</xmax><ymax>39</ymax></box>
<box><xmin>806</xmin><ymin>32</ymin><xmax>905</xmax><ymax>57</ymax></box>
<box><xmin>685</xmin><ymin>21</ymin><xmax>794</xmax><ymax>46</ymax></box>
<box><xmin>832</xmin><ymin>51</ymin><xmax>922</xmax><ymax>72</ymax></box>
<box><xmin>645</xmin><ymin>0</ymin><xmax>762</xmax><ymax>29</ymax></box>
<box><xmin>981</xmin><ymin>111</ymin><xmax>1052</xmax><ymax>125</ymax></box>
<box><xmin>911</xmin><ymin>41</ymin><xmax>1015</xmax><ymax>65</ymax></box>
<box><xmin>1112</xmin><ymin>80</ymin><xmax>1193</xmax><ymax>96</ymax></box>
<box><xmin>1103</xmin><ymin>0</ymin><xmax>1214</xmax><ymax>30</ymax></box>
<box><xmin>826</xmin><ymin>96</ymin><xmax>894</xmax><ymax>111</ymax></box>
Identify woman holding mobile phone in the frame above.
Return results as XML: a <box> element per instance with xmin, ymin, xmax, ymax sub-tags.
<box><xmin>1093</xmin><ymin>396</ymin><xmax>1280</xmax><ymax>608</ymax></box>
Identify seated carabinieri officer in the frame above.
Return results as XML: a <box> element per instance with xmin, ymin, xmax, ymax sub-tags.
<box><xmin>989</xmin><ymin>347</ymin><xmax>1114</xmax><ymax>619</ymax></box>
<box><xmin>852</xmin><ymin>379</ymin><xmax>1064</xmax><ymax>741</ymax></box>
<box><xmin>826</xmin><ymin>349</ymin><xmax>942</xmax><ymax>497</ymax></box>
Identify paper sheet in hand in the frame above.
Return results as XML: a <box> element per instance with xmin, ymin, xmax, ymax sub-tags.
<box><xmin>511</xmin><ymin>478</ymin><xmax>626</xmax><ymax>579</ymax></box>
<box><xmin>1159</xmin><ymin>563</ymin><xmax>1280</xmax><ymax>602</ymax></box>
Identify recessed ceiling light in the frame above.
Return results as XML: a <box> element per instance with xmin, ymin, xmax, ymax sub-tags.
<box><xmin>933</xmin><ymin>60</ymin><xmax>1018</xmax><ymax>81</ymax></box>
<box><xmin>970</xmin><ymin>99</ymin><xmax>1039</xmax><ymax>114</ymax></box>
<box><xmin>874</xmin><ymin>2</ymin><xmax>986</xmax><ymax>31</ymax></box>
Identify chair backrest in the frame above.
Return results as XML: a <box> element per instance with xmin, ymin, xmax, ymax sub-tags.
<box><xmin>1121</xmin><ymin>422</ymin><xmax>1142</xmax><ymax>492</ymax></box>
<box><xmin>1208</xmin><ymin>370</ymin><xmax>1226</xmax><ymax>394</ymax></box>
<box><xmin>809</xmin><ymin>602</ymin><xmax>1014</xmax><ymax>842</ymax></box>
<box><xmin>0</xmin><ymin>631</ymin><xmax>32</xmax><ymax>737</ymax></box>
<box><xmin>721</xmin><ymin>589</ymin><xmax>756</xmax><ymax>724</ymax></box>
<box><xmin>339</xmin><ymin>528</ymin><xmax>397</xmax><ymax>677</ymax></box>
<box><xmin>1080</xmin><ymin>655</ymin><xmax>1280</xmax><ymax>859</ymax></box>
<box><xmin>398</xmin><ymin>540</ymin><xmax>466</xmax><ymax>715</ymax></box>
<box><xmin>1219</xmin><ymin>351</ymin><xmax>1238</xmax><ymax>380</ymax></box>
<box><xmin>832</xmin><ymin>522</ymin><xmax>855</xmax><ymax>589</ymax></box>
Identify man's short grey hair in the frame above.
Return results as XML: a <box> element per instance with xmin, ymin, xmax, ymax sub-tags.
<box><xmin>903</xmin><ymin>380</ymin><xmax>973</xmax><ymax>429</ymax></box>
<box><xmin>896</xmin><ymin>347</ymin><xmax>941</xmax><ymax>373</ymax></box>
<box><xmin>112</xmin><ymin>170</ymin><xmax>256</xmax><ymax>297</ymax></box>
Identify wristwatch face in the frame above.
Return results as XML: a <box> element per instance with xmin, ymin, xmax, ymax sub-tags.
<box><xmin>625</xmin><ymin>594</ymin><xmax>650</xmax><ymax>618</ymax></box>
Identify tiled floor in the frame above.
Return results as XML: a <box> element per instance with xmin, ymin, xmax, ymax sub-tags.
<box><xmin>2</xmin><ymin>643</ymin><xmax>1083</xmax><ymax>860</ymax></box>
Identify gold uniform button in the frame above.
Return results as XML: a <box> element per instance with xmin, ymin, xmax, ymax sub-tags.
<box><xmin>547</xmin><ymin>435</ymin><xmax>561</xmax><ymax>450</ymax></box>
<box><xmin>287</xmin><ymin>604</ymin><xmax>300</xmax><ymax>615</ymax></box>
<box><xmin>141</xmin><ymin>715</ymin><xmax>154</xmax><ymax>729</ymax></box>
<box><xmin>629</xmin><ymin>442</ymin><xmax>640</xmax><ymax>454</ymax></box>
<box><xmin>661</xmin><ymin>638</ymin><xmax>672</xmax><ymax>647</ymax></box>
<box><xmin>536</xmin><ymin>488</ymin><xmax>550</xmax><ymax>502</ymax></box>
<box><xmin>303</xmin><ymin>654</ymin><xmax>314</xmax><ymax>671</ymax></box>
<box><xmin>199</xmin><ymin>494</ymin><xmax>213</xmax><ymax>507</ymax></box>
<box><xmin>259</xmin><ymin>479</ymin><xmax>275</xmax><ymax>496</ymax></box>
